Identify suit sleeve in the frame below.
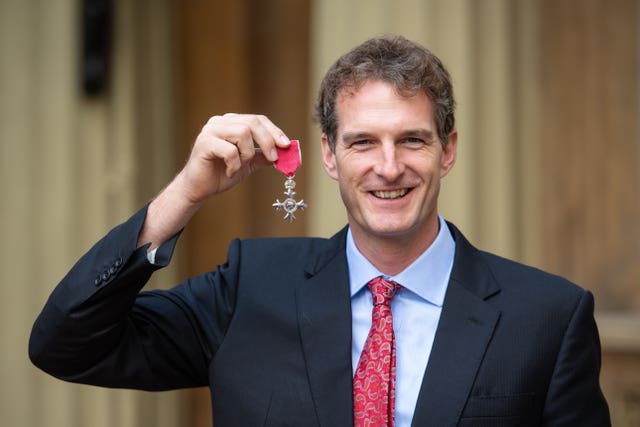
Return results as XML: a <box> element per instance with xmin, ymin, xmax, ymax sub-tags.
<box><xmin>28</xmin><ymin>206</ymin><xmax>239</xmax><ymax>391</ymax></box>
<box><xmin>542</xmin><ymin>290</ymin><xmax>611</xmax><ymax>426</ymax></box>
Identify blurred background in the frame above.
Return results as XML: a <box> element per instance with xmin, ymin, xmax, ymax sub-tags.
<box><xmin>1</xmin><ymin>0</ymin><xmax>638</xmax><ymax>425</ymax></box>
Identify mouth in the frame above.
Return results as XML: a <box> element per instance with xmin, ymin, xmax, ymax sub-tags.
<box><xmin>371</xmin><ymin>188</ymin><xmax>411</xmax><ymax>199</ymax></box>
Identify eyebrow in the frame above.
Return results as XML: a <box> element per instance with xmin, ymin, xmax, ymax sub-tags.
<box><xmin>341</xmin><ymin>132</ymin><xmax>374</xmax><ymax>143</ymax></box>
<box><xmin>341</xmin><ymin>129</ymin><xmax>436</xmax><ymax>143</ymax></box>
<box><xmin>402</xmin><ymin>129</ymin><xmax>436</xmax><ymax>141</ymax></box>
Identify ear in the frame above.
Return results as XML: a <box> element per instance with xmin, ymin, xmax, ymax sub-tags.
<box><xmin>440</xmin><ymin>130</ymin><xmax>458</xmax><ymax>178</ymax></box>
<box><xmin>321</xmin><ymin>134</ymin><xmax>339</xmax><ymax>181</ymax></box>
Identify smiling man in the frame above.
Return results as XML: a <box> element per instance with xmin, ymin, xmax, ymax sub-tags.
<box><xmin>321</xmin><ymin>79</ymin><xmax>456</xmax><ymax>275</ymax></box>
<box><xmin>30</xmin><ymin>36</ymin><xmax>610</xmax><ymax>426</ymax></box>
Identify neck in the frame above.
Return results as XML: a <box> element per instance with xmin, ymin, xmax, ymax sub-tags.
<box><xmin>350</xmin><ymin>219</ymin><xmax>440</xmax><ymax>276</ymax></box>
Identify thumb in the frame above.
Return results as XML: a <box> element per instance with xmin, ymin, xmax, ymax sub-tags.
<box><xmin>248</xmin><ymin>149</ymin><xmax>274</xmax><ymax>173</ymax></box>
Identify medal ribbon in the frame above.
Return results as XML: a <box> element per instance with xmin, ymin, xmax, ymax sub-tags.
<box><xmin>274</xmin><ymin>139</ymin><xmax>302</xmax><ymax>177</ymax></box>
<box><xmin>272</xmin><ymin>139</ymin><xmax>307</xmax><ymax>222</ymax></box>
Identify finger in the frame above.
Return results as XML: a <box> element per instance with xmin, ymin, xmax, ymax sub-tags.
<box><xmin>208</xmin><ymin>136</ymin><xmax>242</xmax><ymax>178</ymax></box>
<box><xmin>216</xmin><ymin>122</ymin><xmax>256</xmax><ymax>163</ymax></box>
<box><xmin>255</xmin><ymin>115</ymin><xmax>291</xmax><ymax>148</ymax></box>
<box><xmin>209</xmin><ymin>115</ymin><xmax>273</xmax><ymax>162</ymax></box>
<box><xmin>201</xmin><ymin>118</ymin><xmax>259</xmax><ymax>167</ymax></box>
<box><xmin>224</xmin><ymin>114</ymin><xmax>290</xmax><ymax>162</ymax></box>
<box><xmin>229</xmin><ymin>114</ymin><xmax>284</xmax><ymax>162</ymax></box>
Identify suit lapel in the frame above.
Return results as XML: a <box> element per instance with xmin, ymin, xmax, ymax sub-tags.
<box><xmin>296</xmin><ymin>228</ymin><xmax>354</xmax><ymax>427</ymax></box>
<box><xmin>411</xmin><ymin>223</ymin><xmax>501</xmax><ymax>426</ymax></box>
<box><xmin>295</xmin><ymin>224</ymin><xmax>502</xmax><ymax>426</ymax></box>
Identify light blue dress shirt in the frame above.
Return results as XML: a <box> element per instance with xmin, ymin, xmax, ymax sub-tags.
<box><xmin>347</xmin><ymin>215</ymin><xmax>456</xmax><ymax>427</ymax></box>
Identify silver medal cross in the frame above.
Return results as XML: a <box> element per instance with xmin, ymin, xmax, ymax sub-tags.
<box><xmin>273</xmin><ymin>175</ymin><xmax>307</xmax><ymax>222</ymax></box>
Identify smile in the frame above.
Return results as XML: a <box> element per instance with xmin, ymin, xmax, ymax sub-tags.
<box><xmin>371</xmin><ymin>188</ymin><xmax>410</xmax><ymax>199</ymax></box>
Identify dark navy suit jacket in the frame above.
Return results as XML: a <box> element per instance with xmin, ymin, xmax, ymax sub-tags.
<box><xmin>29</xmin><ymin>206</ymin><xmax>610</xmax><ymax>426</ymax></box>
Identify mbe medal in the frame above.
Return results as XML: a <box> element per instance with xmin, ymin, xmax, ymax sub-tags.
<box><xmin>273</xmin><ymin>140</ymin><xmax>307</xmax><ymax>222</ymax></box>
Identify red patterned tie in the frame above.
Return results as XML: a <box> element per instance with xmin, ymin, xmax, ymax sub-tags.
<box><xmin>354</xmin><ymin>277</ymin><xmax>402</xmax><ymax>427</ymax></box>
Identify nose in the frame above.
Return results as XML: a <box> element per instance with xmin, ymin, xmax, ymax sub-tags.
<box><xmin>372</xmin><ymin>143</ymin><xmax>405</xmax><ymax>181</ymax></box>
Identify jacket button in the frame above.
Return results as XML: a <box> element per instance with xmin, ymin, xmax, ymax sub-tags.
<box><xmin>114</xmin><ymin>257</ymin><xmax>123</xmax><ymax>267</ymax></box>
<box><xmin>108</xmin><ymin>266</ymin><xmax>117</xmax><ymax>275</ymax></box>
<box><xmin>94</xmin><ymin>275</ymin><xmax>102</xmax><ymax>286</ymax></box>
<box><xmin>101</xmin><ymin>272</ymin><xmax>110</xmax><ymax>281</ymax></box>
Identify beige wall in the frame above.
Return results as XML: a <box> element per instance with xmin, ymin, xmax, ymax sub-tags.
<box><xmin>0</xmin><ymin>0</ymin><xmax>184</xmax><ymax>426</ymax></box>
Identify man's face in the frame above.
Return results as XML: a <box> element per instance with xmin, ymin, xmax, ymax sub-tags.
<box><xmin>321</xmin><ymin>80</ymin><xmax>457</xmax><ymax>244</ymax></box>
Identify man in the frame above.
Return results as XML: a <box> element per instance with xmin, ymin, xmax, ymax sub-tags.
<box><xmin>30</xmin><ymin>36</ymin><xmax>610</xmax><ymax>426</ymax></box>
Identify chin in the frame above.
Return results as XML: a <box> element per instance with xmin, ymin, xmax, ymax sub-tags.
<box><xmin>365</xmin><ymin>220</ymin><xmax>417</xmax><ymax>238</ymax></box>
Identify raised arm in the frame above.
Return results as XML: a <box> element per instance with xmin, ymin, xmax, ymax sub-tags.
<box><xmin>139</xmin><ymin>113</ymin><xmax>292</xmax><ymax>249</ymax></box>
<box><xmin>29</xmin><ymin>114</ymin><xmax>291</xmax><ymax>389</ymax></box>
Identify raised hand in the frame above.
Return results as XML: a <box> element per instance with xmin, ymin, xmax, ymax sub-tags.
<box><xmin>180</xmin><ymin>113</ymin><xmax>291</xmax><ymax>203</ymax></box>
<box><xmin>138</xmin><ymin>114</ymin><xmax>291</xmax><ymax>250</ymax></box>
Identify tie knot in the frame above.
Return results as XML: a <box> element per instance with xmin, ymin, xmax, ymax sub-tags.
<box><xmin>368</xmin><ymin>277</ymin><xmax>401</xmax><ymax>306</ymax></box>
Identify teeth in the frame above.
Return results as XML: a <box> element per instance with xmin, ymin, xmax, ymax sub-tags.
<box><xmin>372</xmin><ymin>189</ymin><xmax>408</xmax><ymax>199</ymax></box>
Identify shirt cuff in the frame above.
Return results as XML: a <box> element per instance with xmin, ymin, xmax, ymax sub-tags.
<box><xmin>144</xmin><ymin>230</ymin><xmax>182</xmax><ymax>267</ymax></box>
<box><xmin>147</xmin><ymin>248</ymin><xmax>159</xmax><ymax>265</ymax></box>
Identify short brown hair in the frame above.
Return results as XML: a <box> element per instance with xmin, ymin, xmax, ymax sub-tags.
<box><xmin>315</xmin><ymin>35</ymin><xmax>456</xmax><ymax>151</ymax></box>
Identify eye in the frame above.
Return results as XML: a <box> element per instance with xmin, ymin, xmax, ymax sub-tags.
<box><xmin>405</xmin><ymin>137</ymin><xmax>426</xmax><ymax>146</ymax></box>
<box><xmin>350</xmin><ymin>139</ymin><xmax>372</xmax><ymax>148</ymax></box>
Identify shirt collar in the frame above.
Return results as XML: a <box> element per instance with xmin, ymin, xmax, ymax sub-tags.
<box><xmin>346</xmin><ymin>215</ymin><xmax>455</xmax><ymax>307</ymax></box>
